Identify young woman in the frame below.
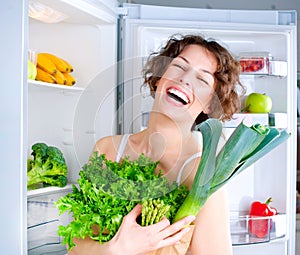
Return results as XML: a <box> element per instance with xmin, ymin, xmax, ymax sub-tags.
<box><xmin>69</xmin><ymin>34</ymin><xmax>244</xmax><ymax>255</ymax></box>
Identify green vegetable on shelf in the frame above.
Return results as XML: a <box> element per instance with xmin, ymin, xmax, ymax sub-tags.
<box><xmin>27</xmin><ymin>142</ymin><xmax>68</xmax><ymax>189</ymax></box>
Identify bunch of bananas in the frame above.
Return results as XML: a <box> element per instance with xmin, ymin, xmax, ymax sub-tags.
<box><xmin>36</xmin><ymin>53</ymin><xmax>76</xmax><ymax>86</ymax></box>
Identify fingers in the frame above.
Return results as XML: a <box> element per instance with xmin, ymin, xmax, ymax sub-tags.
<box><xmin>149</xmin><ymin>216</ymin><xmax>171</xmax><ymax>230</ymax></box>
<box><xmin>158</xmin><ymin>215</ymin><xmax>195</xmax><ymax>239</ymax></box>
<box><xmin>122</xmin><ymin>207</ymin><xmax>195</xmax><ymax>250</ymax></box>
<box><xmin>162</xmin><ymin>225</ymin><xmax>192</xmax><ymax>248</ymax></box>
<box><xmin>151</xmin><ymin>216</ymin><xmax>195</xmax><ymax>249</ymax></box>
<box><xmin>123</xmin><ymin>204</ymin><xmax>142</xmax><ymax>222</ymax></box>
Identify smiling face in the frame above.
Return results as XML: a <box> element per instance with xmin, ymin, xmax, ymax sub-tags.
<box><xmin>153</xmin><ymin>44</ymin><xmax>217</xmax><ymax>124</ymax></box>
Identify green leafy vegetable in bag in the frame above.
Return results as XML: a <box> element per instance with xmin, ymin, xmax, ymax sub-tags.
<box><xmin>55</xmin><ymin>154</ymin><xmax>188</xmax><ymax>250</ymax></box>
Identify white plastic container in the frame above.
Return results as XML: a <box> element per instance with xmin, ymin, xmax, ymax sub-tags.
<box><xmin>239</xmin><ymin>52</ymin><xmax>271</xmax><ymax>74</ymax></box>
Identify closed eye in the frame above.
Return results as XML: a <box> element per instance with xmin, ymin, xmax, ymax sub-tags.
<box><xmin>197</xmin><ymin>76</ymin><xmax>209</xmax><ymax>86</ymax></box>
<box><xmin>173</xmin><ymin>63</ymin><xmax>186</xmax><ymax>70</ymax></box>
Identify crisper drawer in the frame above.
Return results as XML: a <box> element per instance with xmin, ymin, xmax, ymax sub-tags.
<box><xmin>27</xmin><ymin>185</ymin><xmax>73</xmax><ymax>255</ymax></box>
<box><xmin>230</xmin><ymin>212</ymin><xmax>286</xmax><ymax>245</ymax></box>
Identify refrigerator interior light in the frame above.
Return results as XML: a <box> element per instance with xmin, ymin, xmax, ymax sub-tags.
<box><xmin>28</xmin><ymin>1</ymin><xmax>68</xmax><ymax>23</ymax></box>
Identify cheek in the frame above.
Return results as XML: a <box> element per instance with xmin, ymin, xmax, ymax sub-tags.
<box><xmin>155</xmin><ymin>70</ymin><xmax>179</xmax><ymax>93</ymax></box>
<box><xmin>193</xmin><ymin>87</ymin><xmax>214</xmax><ymax>107</ymax></box>
<box><xmin>162</xmin><ymin>66</ymin><xmax>183</xmax><ymax>81</ymax></box>
<box><xmin>155</xmin><ymin>77</ymin><xmax>167</xmax><ymax>93</ymax></box>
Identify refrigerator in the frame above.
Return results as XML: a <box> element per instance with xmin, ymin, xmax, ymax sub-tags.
<box><xmin>0</xmin><ymin>1</ymin><xmax>297</xmax><ymax>255</ymax></box>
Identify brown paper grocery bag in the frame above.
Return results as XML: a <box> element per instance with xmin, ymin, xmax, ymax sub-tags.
<box><xmin>145</xmin><ymin>225</ymin><xmax>195</xmax><ymax>255</ymax></box>
<box><xmin>91</xmin><ymin>224</ymin><xmax>194</xmax><ymax>255</ymax></box>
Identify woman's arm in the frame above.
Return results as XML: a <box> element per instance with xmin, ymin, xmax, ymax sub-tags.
<box><xmin>189</xmin><ymin>186</ymin><xmax>232</xmax><ymax>255</ymax></box>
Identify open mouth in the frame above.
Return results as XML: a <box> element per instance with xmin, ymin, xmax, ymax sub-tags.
<box><xmin>167</xmin><ymin>87</ymin><xmax>190</xmax><ymax>105</ymax></box>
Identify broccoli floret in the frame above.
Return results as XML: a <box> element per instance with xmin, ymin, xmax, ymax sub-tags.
<box><xmin>27</xmin><ymin>143</ymin><xmax>48</xmax><ymax>171</ymax></box>
<box><xmin>43</xmin><ymin>146</ymin><xmax>68</xmax><ymax>176</ymax></box>
<box><xmin>46</xmin><ymin>146</ymin><xmax>66</xmax><ymax>164</ymax></box>
<box><xmin>27</xmin><ymin>143</ymin><xmax>68</xmax><ymax>189</ymax></box>
<box><xmin>31</xmin><ymin>142</ymin><xmax>48</xmax><ymax>162</ymax></box>
<box><xmin>28</xmin><ymin>175</ymin><xmax>68</xmax><ymax>190</ymax></box>
<box><xmin>48</xmin><ymin>175</ymin><xmax>68</xmax><ymax>187</ymax></box>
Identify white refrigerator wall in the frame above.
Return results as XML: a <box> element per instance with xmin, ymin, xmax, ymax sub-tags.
<box><xmin>121</xmin><ymin>22</ymin><xmax>292</xmax><ymax>132</ymax></box>
<box><xmin>28</xmin><ymin>18</ymin><xmax>118</xmax><ymax>182</ymax></box>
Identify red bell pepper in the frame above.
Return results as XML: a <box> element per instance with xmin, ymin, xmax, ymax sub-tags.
<box><xmin>249</xmin><ymin>197</ymin><xmax>278</xmax><ymax>238</ymax></box>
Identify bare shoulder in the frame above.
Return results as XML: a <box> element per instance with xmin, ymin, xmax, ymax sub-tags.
<box><xmin>93</xmin><ymin>135</ymin><xmax>124</xmax><ymax>161</ymax></box>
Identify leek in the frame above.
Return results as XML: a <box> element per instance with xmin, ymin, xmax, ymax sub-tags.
<box><xmin>173</xmin><ymin>119</ymin><xmax>222</xmax><ymax>222</ymax></box>
<box><xmin>173</xmin><ymin>119</ymin><xmax>290</xmax><ymax>222</ymax></box>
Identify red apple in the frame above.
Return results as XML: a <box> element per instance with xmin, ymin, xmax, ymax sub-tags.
<box><xmin>245</xmin><ymin>93</ymin><xmax>272</xmax><ymax>113</ymax></box>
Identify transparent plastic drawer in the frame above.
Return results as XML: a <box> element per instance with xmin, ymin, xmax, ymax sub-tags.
<box><xmin>27</xmin><ymin>186</ymin><xmax>73</xmax><ymax>255</ymax></box>
<box><xmin>230</xmin><ymin>212</ymin><xmax>286</xmax><ymax>245</ymax></box>
<box><xmin>239</xmin><ymin>52</ymin><xmax>271</xmax><ymax>75</ymax></box>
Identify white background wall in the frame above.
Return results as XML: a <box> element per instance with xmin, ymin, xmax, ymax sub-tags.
<box><xmin>122</xmin><ymin>0</ymin><xmax>299</xmax><ymax>71</ymax></box>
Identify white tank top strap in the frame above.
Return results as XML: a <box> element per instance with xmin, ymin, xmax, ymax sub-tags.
<box><xmin>116</xmin><ymin>134</ymin><xmax>131</xmax><ymax>163</ymax></box>
<box><xmin>176</xmin><ymin>152</ymin><xmax>202</xmax><ymax>185</ymax></box>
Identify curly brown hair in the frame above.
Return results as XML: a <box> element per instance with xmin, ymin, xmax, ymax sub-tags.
<box><xmin>142</xmin><ymin>34</ymin><xmax>245</xmax><ymax>123</ymax></box>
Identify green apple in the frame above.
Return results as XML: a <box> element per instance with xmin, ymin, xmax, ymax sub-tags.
<box><xmin>28</xmin><ymin>59</ymin><xmax>37</xmax><ymax>80</ymax></box>
<box><xmin>245</xmin><ymin>93</ymin><xmax>272</xmax><ymax>113</ymax></box>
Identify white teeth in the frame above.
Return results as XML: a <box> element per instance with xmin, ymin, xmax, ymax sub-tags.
<box><xmin>167</xmin><ymin>88</ymin><xmax>189</xmax><ymax>104</ymax></box>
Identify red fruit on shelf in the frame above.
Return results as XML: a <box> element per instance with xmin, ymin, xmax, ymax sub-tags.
<box><xmin>249</xmin><ymin>197</ymin><xmax>278</xmax><ymax>238</ymax></box>
<box><xmin>240</xmin><ymin>58</ymin><xmax>265</xmax><ymax>73</ymax></box>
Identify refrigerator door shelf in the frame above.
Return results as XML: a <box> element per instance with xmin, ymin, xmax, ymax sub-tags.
<box><xmin>223</xmin><ymin>113</ymin><xmax>288</xmax><ymax>129</ymax></box>
<box><xmin>269</xmin><ymin>61</ymin><xmax>288</xmax><ymax>77</ymax></box>
<box><xmin>239</xmin><ymin>60</ymin><xmax>287</xmax><ymax>77</ymax></box>
<box><xmin>230</xmin><ymin>213</ymin><xmax>287</xmax><ymax>246</ymax></box>
<box><xmin>223</xmin><ymin>113</ymin><xmax>269</xmax><ymax>128</ymax></box>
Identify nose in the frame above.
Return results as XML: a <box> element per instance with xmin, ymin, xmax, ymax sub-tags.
<box><xmin>179</xmin><ymin>78</ymin><xmax>190</xmax><ymax>86</ymax></box>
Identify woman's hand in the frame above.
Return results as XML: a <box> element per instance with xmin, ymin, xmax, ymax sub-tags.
<box><xmin>110</xmin><ymin>204</ymin><xmax>195</xmax><ymax>255</ymax></box>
